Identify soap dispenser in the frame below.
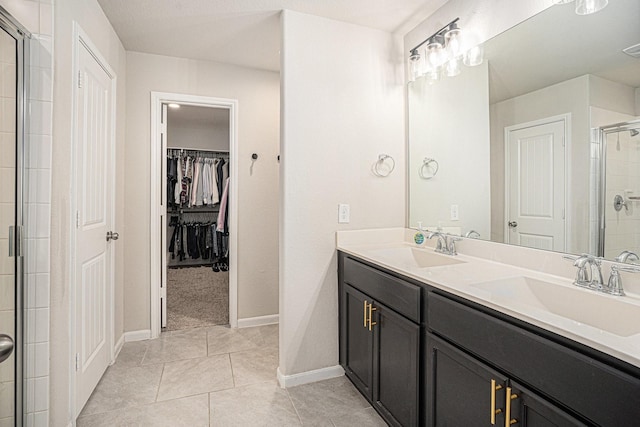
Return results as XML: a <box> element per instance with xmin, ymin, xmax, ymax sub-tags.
<box><xmin>414</xmin><ymin>221</ymin><xmax>426</xmax><ymax>245</ymax></box>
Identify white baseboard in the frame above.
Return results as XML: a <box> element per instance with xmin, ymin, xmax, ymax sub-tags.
<box><xmin>277</xmin><ymin>365</ymin><xmax>345</xmax><ymax>388</ymax></box>
<box><xmin>237</xmin><ymin>314</ymin><xmax>279</xmax><ymax>329</ymax></box>
<box><xmin>123</xmin><ymin>329</ymin><xmax>151</xmax><ymax>342</ymax></box>
<box><xmin>113</xmin><ymin>334</ymin><xmax>125</xmax><ymax>360</ymax></box>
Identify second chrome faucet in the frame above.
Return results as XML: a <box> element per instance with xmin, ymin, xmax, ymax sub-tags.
<box><xmin>426</xmin><ymin>231</ymin><xmax>461</xmax><ymax>256</ymax></box>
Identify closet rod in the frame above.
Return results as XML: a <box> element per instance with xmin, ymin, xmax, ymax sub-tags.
<box><xmin>167</xmin><ymin>146</ymin><xmax>229</xmax><ymax>153</ymax></box>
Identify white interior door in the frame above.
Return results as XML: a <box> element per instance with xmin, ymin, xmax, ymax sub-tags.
<box><xmin>506</xmin><ymin>119</ymin><xmax>566</xmax><ymax>251</ymax></box>
<box><xmin>75</xmin><ymin>40</ymin><xmax>114</xmax><ymax>414</ymax></box>
<box><xmin>160</xmin><ymin>104</ymin><xmax>168</xmax><ymax>329</ymax></box>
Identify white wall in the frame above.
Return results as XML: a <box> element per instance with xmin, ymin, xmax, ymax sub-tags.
<box><xmin>279</xmin><ymin>10</ymin><xmax>405</xmax><ymax>378</ymax></box>
<box><xmin>167</xmin><ymin>123</ymin><xmax>230</xmax><ymax>152</ymax></box>
<box><xmin>50</xmin><ymin>0</ymin><xmax>127</xmax><ymax>425</ymax></box>
<box><xmin>408</xmin><ymin>62</ymin><xmax>491</xmax><ymax>238</ymax></box>
<box><xmin>124</xmin><ymin>52</ymin><xmax>280</xmax><ymax>331</ymax></box>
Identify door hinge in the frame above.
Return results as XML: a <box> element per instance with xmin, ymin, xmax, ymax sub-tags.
<box><xmin>77</xmin><ymin>70</ymin><xmax>83</xmax><ymax>88</ymax></box>
<box><xmin>562</xmin><ymin>209</ymin><xmax>565</xmax><ymax>220</ymax></box>
<box><xmin>76</xmin><ymin>210</ymin><xmax>80</xmax><ymax>228</ymax></box>
<box><xmin>75</xmin><ymin>353</ymin><xmax>80</xmax><ymax>371</ymax></box>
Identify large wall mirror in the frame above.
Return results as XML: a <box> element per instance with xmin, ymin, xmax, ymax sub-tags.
<box><xmin>408</xmin><ymin>0</ymin><xmax>640</xmax><ymax>261</ymax></box>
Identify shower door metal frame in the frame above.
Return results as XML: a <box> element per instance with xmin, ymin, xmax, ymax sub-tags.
<box><xmin>0</xmin><ymin>5</ymin><xmax>30</xmax><ymax>426</ymax></box>
<box><xmin>597</xmin><ymin>119</ymin><xmax>640</xmax><ymax>257</ymax></box>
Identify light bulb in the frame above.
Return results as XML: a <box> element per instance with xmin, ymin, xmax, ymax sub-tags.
<box><xmin>444</xmin><ymin>24</ymin><xmax>464</xmax><ymax>59</ymax></box>
<box><xmin>426</xmin><ymin>36</ymin><xmax>445</xmax><ymax>68</ymax></box>
<box><xmin>408</xmin><ymin>50</ymin><xmax>421</xmax><ymax>82</ymax></box>
<box><xmin>575</xmin><ymin>0</ymin><xmax>608</xmax><ymax>15</ymax></box>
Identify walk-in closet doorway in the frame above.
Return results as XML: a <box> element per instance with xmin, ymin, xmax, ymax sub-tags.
<box><xmin>150</xmin><ymin>93</ymin><xmax>239</xmax><ymax>337</ymax></box>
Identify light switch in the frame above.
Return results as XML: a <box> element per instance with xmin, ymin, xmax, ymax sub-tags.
<box><xmin>338</xmin><ymin>204</ymin><xmax>350</xmax><ymax>223</ymax></box>
<box><xmin>450</xmin><ymin>204</ymin><xmax>459</xmax><ymax>221</ymax></box>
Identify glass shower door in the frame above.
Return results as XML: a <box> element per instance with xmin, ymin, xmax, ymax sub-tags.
<box><xmin>0</xmin><ymin>21</ymin><xmax>22</xmax><ymax>427</ymax></box>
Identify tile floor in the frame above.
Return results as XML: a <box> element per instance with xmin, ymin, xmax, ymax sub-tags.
<box><xmin>76</xmin><ymin>324</ymin><xmax>387</xmax><ymax>426</ymax></box>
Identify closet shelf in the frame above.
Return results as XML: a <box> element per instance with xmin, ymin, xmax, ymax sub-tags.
<box><xmin>168</xmin><ymin>259</ymin><xmax>214</xmax><ymax>269</ymax></box>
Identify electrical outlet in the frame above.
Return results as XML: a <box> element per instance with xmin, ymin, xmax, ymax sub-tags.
<box><xmin>338</xmin><ymin>204</ymin><xmax>350</xmax><ymax>223</ymax></box>
<box><xmin>450</xmin><ymin>204</ymin><xmax>459</xmax><ymax>221</ymax></box>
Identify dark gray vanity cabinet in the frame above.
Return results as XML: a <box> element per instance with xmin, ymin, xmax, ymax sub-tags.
<box><xmin>339</xmin><ymin>254</ymin><xmax>421</xmax><ymax>427</ymax></box>
<box><xmin>426</xmin><ymin>333</ymin><xmax>585</xmax><ymax>427</ymax></box>
<box><xmin>338</xmin><ymin>252</ymin><xmax>640</xmax><ymax>427</ymax></box>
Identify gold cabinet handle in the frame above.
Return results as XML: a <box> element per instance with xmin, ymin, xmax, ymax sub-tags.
<box><xmin>490</xmin><ymin>379</ymin><xmax>503</xmax><ymax>425</ymax></box>
<box><xmin>363</xmin><ymin>300</ymin><xmax>368</xmax><ymax>328</ymax></box>
<box><xmin>504</xmin><ymin>387</ymin><xmax>518</xmax><ymax>426</ymax></box>
<box><xmin>368</xmin><ymin>303</ymin><xmax>377</xmax><ymax>331</ymax></box>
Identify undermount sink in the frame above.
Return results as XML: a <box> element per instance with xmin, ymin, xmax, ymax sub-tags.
<box><xmin>471</xmin><ymin>277</ymin><xmax>640</xmax><ymax>337</ymax></box>
<box><xmin>369</xmin><ymin>246</ymin><xmax>465</xmax><ymax>268</ymax></box>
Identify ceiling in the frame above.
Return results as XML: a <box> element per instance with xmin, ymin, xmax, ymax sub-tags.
<box><xmin>97</xmin><ymin>0</ymin><xmax>448</xmax><ymax>71</ymax></box>
<box><xmin>486</xmin><ymin>0</ymin><xmax>640</xmax><ymax>104</ymax></box>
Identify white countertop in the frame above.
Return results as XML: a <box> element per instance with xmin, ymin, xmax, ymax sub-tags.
<box><xmin>337</xmin><ymin>228</ymin><xmax>640</xmax><ymax>369</ymax></box>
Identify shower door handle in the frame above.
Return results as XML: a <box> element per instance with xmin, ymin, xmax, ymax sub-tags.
<box><xmin>0</xmin><ymin>334</ymin><xmax>14</xmax><ymax>364</ymax></box>
<box><xmin>8</xmin><ymin>226</ymin><xmax>22</xmax><ymax>257</ymax></box>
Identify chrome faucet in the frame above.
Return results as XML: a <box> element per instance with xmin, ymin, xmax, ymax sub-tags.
<box><xmin>464</xmin><ymin>230</ymin><xmax>480</xmax><ymax>238</ymax></box>
<box><xmin>564</xmin><ymin>254</ymin><xmax>604</xmax><ymax>290</ymax></box>
<box><xmin>427</xmin><ymin>232</ymin><xmax>461</xmax><ymax>256</ymax></box>
<box><xmin>615</xmin><ymin>250</ymin><xmax>639</xmax><ymax>264</ymax></box>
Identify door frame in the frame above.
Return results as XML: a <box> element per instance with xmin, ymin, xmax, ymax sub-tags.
<box><xmin>150</xmin><ymin>92</ymin><xmax>239</xmax><ymax>337</ymax></box>
<box><xmin>69</xmin><ymin>22</ymin><xmax>117</xmax><ymax>419</ymax></box>
<box><xmin>503</xmin><ymin>113</ymin><xmax>570</xmax><ymax>251</ymax></box>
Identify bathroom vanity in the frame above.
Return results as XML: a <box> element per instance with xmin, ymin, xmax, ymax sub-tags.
<box><xmin>337</xmin><ymin>229</ymin><xmax>640</xmax><ymax>427</ymax></box>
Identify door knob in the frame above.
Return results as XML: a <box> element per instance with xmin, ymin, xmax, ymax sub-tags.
<box><xmin>0</xmin><ymin>334</ymin><xmax>14</xmax><ymax>364</ymax></box>
<box><xmin>508</xmin><ymin>221</ymin><xmax>518</xmax><ymax>228</ymax></box>
<box><xmin>106</xmin><ymin>231</ymin><xmax>119</xmax><ymax>241</ymax></box>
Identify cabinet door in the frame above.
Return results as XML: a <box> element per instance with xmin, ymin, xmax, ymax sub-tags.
<box><xmin>427</xmin><ymin>333</ymin><xmax>508</xmax><ymax>427</ymax></box>
<box><xmin>342</xmin><ymin>284</ymin><xmax>374</xmax><ymax>399</ymax></box>
<box><xmin>373</xmin><ymin>302</ymin><xmax>420</xmax><ymax>427</ymax></box>
<box><xmin>507</xmin><ymin>381</ymin><xmax>588</xmax><ymax>427</ymax></box>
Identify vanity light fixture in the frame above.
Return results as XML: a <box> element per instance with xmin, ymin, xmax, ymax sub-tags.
<box><xmin>553</xmin><ymin>0</ymin><xmax>609</xmax><ymax>15</ymax></box>
<box><xmin>407</xmin><ymin>18</ymin><xmax>483</xmax><ymax>84</ymax></box>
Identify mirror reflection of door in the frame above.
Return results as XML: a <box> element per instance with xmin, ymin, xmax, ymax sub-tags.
<box><xmin>0</xmin><ymin>23</ymin><xmax>18</xmax><ymax>425</ymax></box>
<box><xmin>505</xmin><ymin>118</ymin><xmax>566</xmax><ymax>251</ymax></box>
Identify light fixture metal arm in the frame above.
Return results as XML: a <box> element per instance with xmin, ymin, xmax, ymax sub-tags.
<box><xmin>409</xmin><ymin>17</ymin><xmax>460</xmax><ymax>55</ymax></box>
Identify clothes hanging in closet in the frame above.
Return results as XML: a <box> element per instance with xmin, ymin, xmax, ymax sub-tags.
<box><xmin>167</xmin><ymin>150</ymin><xmax>228</xmax><ymax>209</ymax></box>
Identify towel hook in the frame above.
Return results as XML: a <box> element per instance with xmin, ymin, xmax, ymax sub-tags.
<box><xmin>373</xmin><ymin>154</ymin><xmax>395</xmax><ymax>177</ymax></box>
<box><xmin>419</xmin><ymin>157</ymin><xmax>439</xmax><ymax>179</ymax></box>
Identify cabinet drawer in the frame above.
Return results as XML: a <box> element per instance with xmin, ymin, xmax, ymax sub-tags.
<box><xmin>428</xmin><ymin>292</ymin><xmax>640</xmax><ymax>427</ymax></box>
<box><xmin>343</xmin><ymin>257</ymin><xmax>421</xmax><ymax>323</ymax></box>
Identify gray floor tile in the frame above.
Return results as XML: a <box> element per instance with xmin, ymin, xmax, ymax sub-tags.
<box><xmin>113</xmin><ymin>341</ymin><xmax>148</xmax><ymax>367</ymax></box>
<box><xmin>210</xmin><ymin>381</ymin><xmax>301</xmax><ymax>426</ymax></box>
<box><xmin>287</xmin><ymin>376</ymin><xmax>370</xmax><ymax>425</ymax></box>
<box><xmin>79</xmin><ymin>363</ymin><xmax>164</xmax><ymax>416</ymax></box>
<box><xmin>157</xmin><ymin>354</ymin><xmax>234</xmax><ymax>401</ymax></box>
<box><xmin>142</xmin><ymin>328</ymin><xmax>207</xmax><ymax>365</ymax></box>
<box><xmin>259</xmin><ymin>324</ymin><xmax>279</xmax><ymax>349</ymax></box>
<box><xmin>331</xmin><ymin>407</ymin><xmax>387</xmax><ymax>427</ymax></box>
<box><xmin>230</xmin><ymin>346</ymin><xmax>278</xmax><ymax>387</ymax></box>
<box><xmin>207</xmin><ymin>325</ymin><xmax>265</xmax><ymax>355</ymax></box>
<box><xmin>77</xmin><ymin>393</ymin><xmax>209</xmax><ymax>427</ymax></box>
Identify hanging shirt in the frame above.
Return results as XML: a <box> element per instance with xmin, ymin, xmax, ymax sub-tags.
<box><xmin>195</xmin><ymin>158</ymin><xmax>205</xmax><ymax>206</ymax></box>
<box><xmin>191</xmin><ymin>157</ymin><xmax>202</xmax><ymax>207</ymax></box>
<box><xmin>216</xmin><ymin>178</ymin><xmax>230</xmax><ymax>232</ymax></box>
<box><xmin>174</xmin><ymin>155</ymin><xmax>183</xmax><ymax>205</ymax></box>
<box><xmin>202</xmin><ymin>161</ymin><xmax>211</xmax><ymax>205</ymax></box>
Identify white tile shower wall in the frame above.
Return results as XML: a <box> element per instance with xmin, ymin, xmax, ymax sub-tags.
<box><xmin>0</xmin><ymin>0</ymin><xmax>53</xmax><ymax>420</ymax></box>
<box><xmin>24</xmin><ymin>1</ymin><xmax>53</xmax><ymax>425</ymax></box>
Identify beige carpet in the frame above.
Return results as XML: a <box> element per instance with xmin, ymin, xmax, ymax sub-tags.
<box><xmin>166</xmin><ymin>267</ymin><xmax>229</xmax><ymax>331</ymax></box>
